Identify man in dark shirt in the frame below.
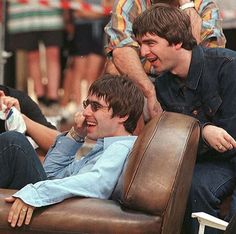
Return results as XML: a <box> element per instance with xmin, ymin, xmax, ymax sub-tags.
<box><xmin>133</xmin><ymin>3</ymin><xmax>236</xmax><ymax>234</ymax></box>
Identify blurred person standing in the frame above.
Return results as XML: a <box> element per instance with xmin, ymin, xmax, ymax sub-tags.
<box><xmin>7</xmin><ymin>1</ymin><xmax>64</xmax><ymax>107</ymax></box>
<box><xmin>70</xmin><ymin>0</ymin><xmax>112</xmax><ymax>106</ymax></box>
<box><xmin>216</xmin><ymin>0</ymin><xmax>236</xmax><ymax>51</ymax></box>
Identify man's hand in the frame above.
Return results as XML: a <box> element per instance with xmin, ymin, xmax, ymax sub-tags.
<box><xmin>0</xmin><ymin>91</ymin><xmax>21</xmax><ymax>112</ymax></box>
<box><xmin>202</xmin><ymin>125</ymin><xmax>236</xmax><ymax>152</ymax></box>
<box><xmin>5</xmin><ymin>196</ymin><xmax>35</xmax><ymax>228</ymax></box>
<box><xmin>73</xmin><ymin>111</ymin><xmax>87</xmax><ymax>137</ymax></box>
<box><xmin>144</xmin><ymin>95</ymin><xmax>163</xmax><ymax>122</ymax></box>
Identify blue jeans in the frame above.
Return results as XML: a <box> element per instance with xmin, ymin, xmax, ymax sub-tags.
<box><xmin>184</xmin><ymin>160</ymin><xmax>236</xmax><ymax>234</ymax></box>
<box><xmin>0</xmin><ymin>131</ymin><xmax>47</xmax><ymax>189</ymax></box>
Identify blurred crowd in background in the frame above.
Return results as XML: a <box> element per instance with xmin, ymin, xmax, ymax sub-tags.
<box><xmin>0</xmin><ymin>0</ymin><xmax>112</xmax><ymax>122</ymax></box>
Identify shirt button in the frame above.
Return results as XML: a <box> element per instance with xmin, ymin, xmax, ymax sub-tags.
<box><xmin>192</xmin><ymin>110</ymin><xmax>198</xmax><ymax>115</ymax></box>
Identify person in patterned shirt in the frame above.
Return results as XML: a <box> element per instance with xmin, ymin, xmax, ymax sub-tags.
<box><xmin>104</xmin><ymin>0</ymin><xmax>226</xmax><ymax>121</ymax></box>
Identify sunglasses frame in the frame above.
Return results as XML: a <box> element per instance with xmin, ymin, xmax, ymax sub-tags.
<box><xmin>83</xmin><ymin>99</ymin><xmax>109</xmax><ymax>112</ymax></box>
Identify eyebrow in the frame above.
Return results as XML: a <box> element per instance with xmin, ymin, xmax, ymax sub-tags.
<box><xmin>88</xmin><ymin>99</ymin><xmax>102</xmax><ymax>104</ymax></box>
<box><xmin>141</xmin><ymin>38</ymin><xmax>157</xmax><ymax>43</ymax></box>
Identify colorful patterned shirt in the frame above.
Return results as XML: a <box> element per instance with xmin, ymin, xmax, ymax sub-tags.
<box><xmin>105</xmin><ymin>0</ymin><xmax>226</xmax><ymax>56</ymax></box>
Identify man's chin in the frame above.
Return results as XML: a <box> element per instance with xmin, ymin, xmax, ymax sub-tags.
<box><xmin>86</xmin><ymin>134</ymin><xmax>97</xmax><ymax>141</ymax></box>
<box><xmin>153</xmin><ymin>66</ymin><xmax>163</xmax><ymax>74</ymax></box>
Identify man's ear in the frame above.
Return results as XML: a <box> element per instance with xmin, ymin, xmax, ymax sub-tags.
<box><xmin>118</xmin><ymin>115</ymin><xmax>129</xmax><ymax>124</ymax></box>
<box><xmin>175</xmin><ymin>42</ymin><xmax>183</xmax><ymax>50</ymax></box>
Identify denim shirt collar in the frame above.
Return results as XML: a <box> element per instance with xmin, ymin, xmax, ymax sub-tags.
<box><xmin>97</xmin><ymin>136</ymin><xmax>137</xmax><ymax>151</ymax></box>
<box><xmin>185</xmin><ymin>46</ymin><xmax>204</xmax><ymax>90</ymax></box>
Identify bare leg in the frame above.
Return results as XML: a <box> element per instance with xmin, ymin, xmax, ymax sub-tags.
<box><xmin>73</xmin><ymin>56</ymin><xmax>87</xmax><ymax>105</ymax></box>
<box><xmin>45</xmin><ymin>46</ymin><xmax>60</xmax><ymax>101</ymax></box>
<box><xmin>86</xmin><ymin>53</ymin><xmax>105</xmax><ymax>87</ymax></box>
<box><xmin>60</xmin><ymin>57</ymin><xmax>75</xmax><ymax>106</ymax></box>
<box><xmin>27</xmin><ymin>50</ymin><xmax>44</xmax><ymax>98</ymax></box>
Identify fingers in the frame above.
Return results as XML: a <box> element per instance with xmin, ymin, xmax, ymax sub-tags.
<box><xmin>203</xmin><ymin>125</ymin><xmax>236</xmax><ymax>153</ymax></box>
<box><xmin>0</xmin><ymin>91</ymin><xmax>6</xmax><ymax>110</ymax></box>
<box><xmin>146</xmin><ymin>96</ymin><xmax>163</xmax><ymax>120</ymax></box>
<box><xmin>74</xmin><ymin>111</ymin><xmax>85</xmax><ymax>125</ymax></box>
<box><xmin>8</xmin><ymin>198</ymin><xmax>21</xmax><ymax>227</ymax></box>
<box><xmin>5</xmin><ymin>196</ymin><xmax>16</xmax><ymax>203</ymax></box>
<box><xmin>215</xmin><ymin>131</ymin><xmax>236</xmax><ymax>152</ymax></box>
<box><xmin>17</xmin><ymin>207</ymin><xmax>28</xmax><ymax>227</ymax></box>
<box><xmin>153</xmin><ymin>101</ymin><xmax>163</xmax><ymax>117</ymax></box>
<box><xmin>215</xmin><ymin>144</ymin><xmax>227</xmax><ymax>152</ymax></box>
<box><xmin>25</xmin><ymin>207</ymin><xmax>34</xmax><ymax>225</ymax></box>
<box><xmin>74</xmin><ymin>111</ymin><xmax>86</xmax><ymax>128</ymax></box>
<box><xmin>224</xmin><ymin>134</ymin><xmax>236</xmax><ymax>148</ymax></box>
<box><xmin>17</xmin><ymin>207</ymin><xmax>34</xmax><ymax>226</ymax></box>
<box><xmin>73</xmin><ymin>111</ymin><xmax>87</xmax><ymax>137</ymax></box>
<box><xmin>0</xmin><ymin>96</ymin><xmax>20</xmax><ymax>111</ymax></box>
<box><xmin>8</xmin><ymin>198</ymin><xmax>34</xmax><ymax>228</ymax></box>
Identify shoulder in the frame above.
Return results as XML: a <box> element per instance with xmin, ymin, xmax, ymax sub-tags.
<box><xmin>201</xmin><ymin>47</ymin><xmax>236</xmax><ymax>65</ymax></box>
<box><xmin>104</xmin><ymin>136</ymin><xmax>137</xmax><ymax>150</ymax></box>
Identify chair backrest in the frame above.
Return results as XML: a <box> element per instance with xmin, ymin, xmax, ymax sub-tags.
<box><xmin>113</xmin><ymin>111</ymin><xmax>200</xmax><ymax>234</ymax></box>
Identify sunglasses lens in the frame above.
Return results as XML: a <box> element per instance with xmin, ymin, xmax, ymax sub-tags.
<box><xmin>83</xmin><ymin>100</ymin><xmax>99</xmax><ymax>112</ymax></box>
<box><xmin>83</xmin><ymin>100</ymin><xmax>88</xmax><ymax>109</ymax></box>
<box><xmin>91</xmin><ymin>103</ymin><xmax>99</xmax><ymax>112</ymax></box>
<box><xmin>83</xmin><ymin>99</ymin><xmax>107</xmax><ymax>112</ymax></box>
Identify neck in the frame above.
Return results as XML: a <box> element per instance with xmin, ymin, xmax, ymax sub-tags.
<box><xmin>115</xmin><ymin>130</ymin><xmax>132</xmax><ymax>137</ymax></box>
<box><xmin>171</xmin><ymin>49</ymin><xmax>192</xmax><ymax>80</ymax></box>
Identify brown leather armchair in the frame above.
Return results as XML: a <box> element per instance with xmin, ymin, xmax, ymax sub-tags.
<box><xmin>0</xmin><ymin>111</ymin><xmax>200</xmax><ymax>234</ymax></box>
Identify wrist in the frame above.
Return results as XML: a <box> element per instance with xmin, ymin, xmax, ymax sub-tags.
<box><xmin>145</xmin><ymin>85</ymin><xmax>156</xmax><ymax>99</ymax></box>
<box><xmin>179</xmin><ymin>1</ymin><xmax>195</xmax><ymax>10</ymax></box>
<box><xmin>68</xmin><ymin>127</ymin><xmax>85</xmax><ymax>143</ymax></box>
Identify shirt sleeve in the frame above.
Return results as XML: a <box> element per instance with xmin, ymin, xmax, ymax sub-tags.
<box><xmin>105</xmin><ymin>0</ymin><xmax>150</xmax><ymax>55</ymax></box>
<box><xmin>195</xmin><ymin>0</ymin><xmax>226</xmax><ymax>48</ymax></box>
<box><xmin>198</xmin><ymin>57</ymin><xmax>236</xmax><ymax>159</ymax></box>
<box><xmin>105</xmin><ymin>0</ymin><xmax>226</xmax><ymax>55</ymax></box>
<box><xmin>43</xmin><ymin>133</ymin><xmax>83</xmax><ymax>179</ymax></box>
<box><xmin>13</xmin><ymin>141</ymin><xmax>133</xmax><ymax>207</ymax></box>
<box><xmin>211</xmin><ymin>59</ymin><xmax>236</xmax><ymax>158</ymax></box>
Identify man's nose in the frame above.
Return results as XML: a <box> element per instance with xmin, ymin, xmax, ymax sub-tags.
<box><xmin>83</xmin><ymin>105</ymin><xmax>93</xmax><ymax>116</ymax></box>
<box><xmin>140</xmin><ymin>45</ymin><xmax>149</xmax><ymax>57</ymax></box>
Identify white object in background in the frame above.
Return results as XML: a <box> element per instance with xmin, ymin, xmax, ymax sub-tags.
<box><xmin>5</xmin><ymin>106</ymin><xmax>27</xmax><ymax>133</ymax></box>
<box><xmin>0</xmin><ymin>104</ymin><xmax>38</xmax><ymax>149</ymax></box>
<box><xmin>192</xmin><ymin>212</ymin><xmax>228</xmax><ymax>234</ymax></box>
<box><xmin>0</xmin><ymin>104</ymin><xmax>26</xmax><ymax>133</ymax></box>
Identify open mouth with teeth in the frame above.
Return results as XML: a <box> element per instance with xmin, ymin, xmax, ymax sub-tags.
<box><xmin>148</xmin><ymin>57</ymin><xmax>158</xmax><ymax>63</ymax></box>
<box><xmin>86</xmin><ymin>121</ymin><xmax>97</xmax><ymax>130</ymax></box>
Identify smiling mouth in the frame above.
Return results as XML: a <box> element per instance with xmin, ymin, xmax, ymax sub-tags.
<box><xmin>148</xmin><ymin>57</ymin><xmax>158</xmax><ymax>63</ymax></box>
<box><xmin>86</xmin><ymin>121</ymin><xmax>97</xmax><ymax>127</ymax></box>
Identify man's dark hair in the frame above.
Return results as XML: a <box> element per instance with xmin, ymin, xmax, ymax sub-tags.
<box><xmin>88</xmin><ymin>74</ymin><xmax>144</xmax><ymax>134</ymax></box>
<box><xmin>133</xmin><ymin>3</ymin><xmax>197</xmax><ymax>50</ymax></box>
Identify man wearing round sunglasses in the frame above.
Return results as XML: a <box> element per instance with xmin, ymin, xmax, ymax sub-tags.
<box><xmin>1</xmin><ymin>74</ymin><xmax>144</xmax><ymax>228</ymax></box>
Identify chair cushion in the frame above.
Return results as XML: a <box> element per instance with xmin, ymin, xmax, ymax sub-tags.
<box><xmin>0</xmin><ymin>189</ymin><xmax>161</xmax><ymax>234</ymax></box>
<box><xmin>112</xmin><ymin>111</ymin><xmax>200</xmax><ymax>216</ymax></box>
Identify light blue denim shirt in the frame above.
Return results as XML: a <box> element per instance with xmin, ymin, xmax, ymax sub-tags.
<box><xmin>13</xmin><ymin>134</ymin><xmax>137</xmax><ymax>207</ymax></box>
